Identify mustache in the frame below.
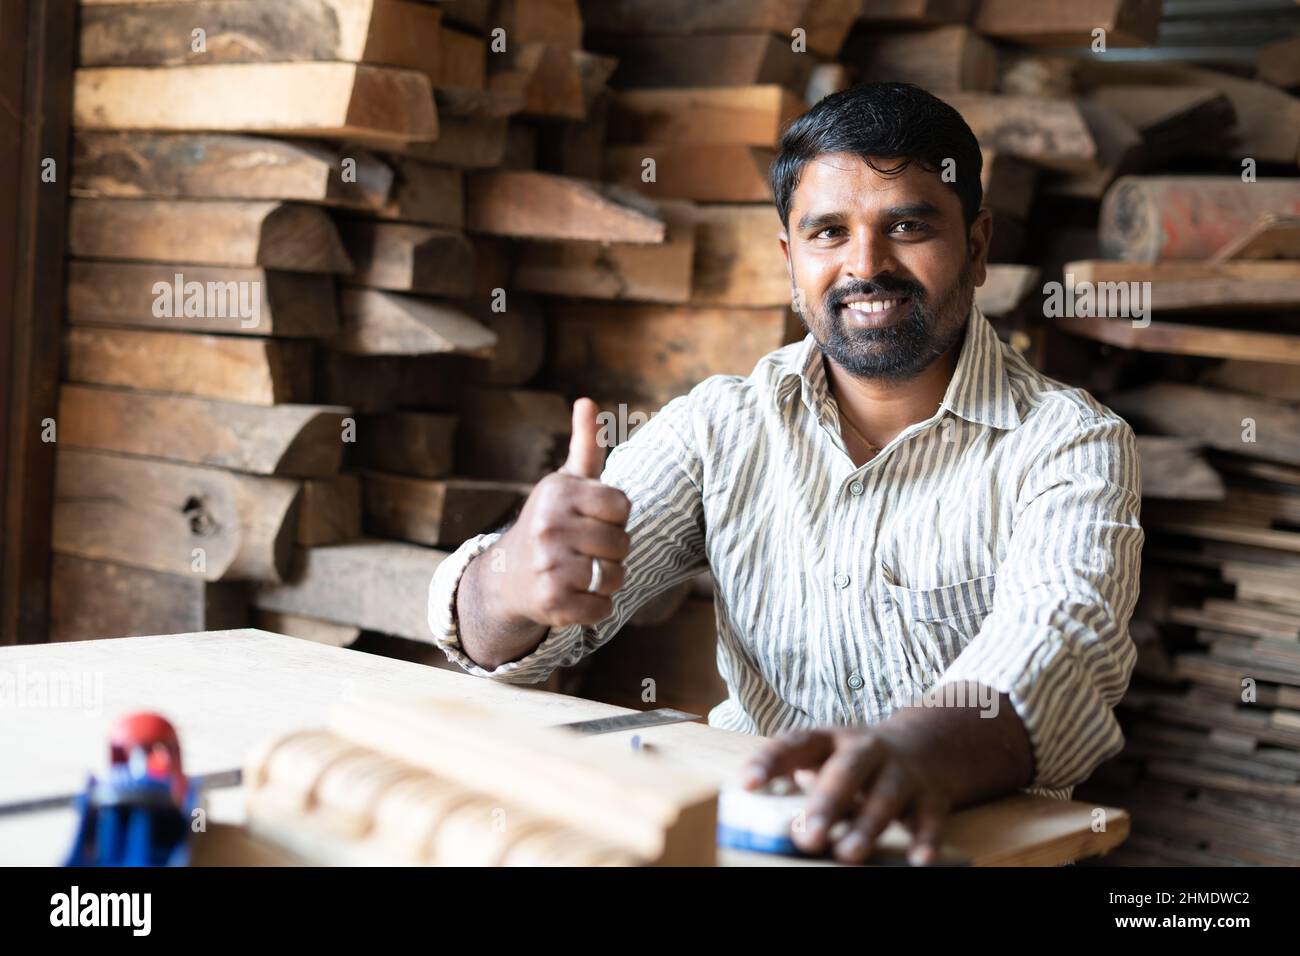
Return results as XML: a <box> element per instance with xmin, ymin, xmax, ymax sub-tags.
<box><xmin>825</xmin><ymin>277</ymin><xmax>925</xmax><ymax>311</ymax></box>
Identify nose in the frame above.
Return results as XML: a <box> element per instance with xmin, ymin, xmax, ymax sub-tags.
<box><xmin>843</xmin><ymin>229</ymin><xmax>898</xmax><ymax>282</ymax></box>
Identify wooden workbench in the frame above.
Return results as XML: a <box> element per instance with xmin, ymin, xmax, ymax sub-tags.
<box><xmin>0</xmin><ymin>629</ymin><xmax>1129</xmax><ymax>865</ymax></box>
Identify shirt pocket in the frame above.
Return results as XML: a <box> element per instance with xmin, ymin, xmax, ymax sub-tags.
<box><xmin>878</xmin><ymin>565</ymin><xmax>999</xmax><ymax>693</ymax></box>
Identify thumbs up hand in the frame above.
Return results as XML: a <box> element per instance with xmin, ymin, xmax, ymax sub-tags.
<box><xmin>494</xmin><ymin>398</ymin><xmax>633</xmax><ymax>629</ymax></box>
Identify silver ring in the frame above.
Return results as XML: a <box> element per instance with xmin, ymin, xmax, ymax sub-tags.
<box><xmin>586</xmin><ymin>558</ymin><xmax>604</xmax><ymax>594</ymax></box>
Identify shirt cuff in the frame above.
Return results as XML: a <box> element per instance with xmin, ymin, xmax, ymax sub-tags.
<box><xmin>425</xmin><ymin>531</ymin><xmax>585</xmax><ymax>683</ymax></box>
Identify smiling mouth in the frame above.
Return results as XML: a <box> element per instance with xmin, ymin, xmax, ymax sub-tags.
<box><xmin>838</xmin><ymin>296</ymin><xmax>911</xmax><ymax>327</ymax></box>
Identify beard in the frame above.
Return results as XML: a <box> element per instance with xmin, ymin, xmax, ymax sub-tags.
<box><xmin>801</xmin><ymin>258</ymin><xmax>975</xmax><ymax>381</ymax></box>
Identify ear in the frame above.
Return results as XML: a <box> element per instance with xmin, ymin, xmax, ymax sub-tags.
<box><xmin>778</xmin><ymin>229</ymin><xmax>793</xmax><ymax>281</ymax></box>
<box><xmin>967</xmin><ymin>208</ymin><xmax>992</xmax><ymax>287</ymax></box>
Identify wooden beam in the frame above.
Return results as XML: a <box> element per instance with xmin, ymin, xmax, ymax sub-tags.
<box><xmin>74</xmin><ymin>63</ymin><xmax>437</xmax><ymax>145</ymax></box>
<box><xmin>375</xmin><ymin>157</ymin><xmax>463</xmax><ymax>228</ymax></box>
<box><xmin>980</xmin><ymin>150</ymin><xmax>1038</xmax><ymax>220</ymax></box>
<box><xmin>316</xmin><ymin>350</ymin><xmax>460</xmax><ymax>413</ymax></box>
<box><xmin>939</xmin><ymin>94</ymin><xmax>1097</xmax><ymax>172</ymax></box>
<box><xmin>456</xmin><ymin>387</ymin><xmax>570</xmax><ymax>481</ymax></box>
<box><xmin>1211</xmin><ymin>214</ymin><xmax>1300</xmax><ymax>263</ymax></box>
<box><xmin>253</xmin><ymin>539</ymin><xmax>447</xmax><ymax>642</ymax></box>
<box><xmin>603</xmin><ymin>144</ymin><xmax>774</xmax><ymax>203</ymax></box>
<box><xmin>1085</xmin><ymin>86</ymin><xmax>1236</xmax><ymax>167</ymax></box>
<box><xmin>397</xmin><ymin>115</ymin><xmax>508</xmax><ymax>168</ymax></box>
<box><xmin>339</xmin><ymin>221</ymin><xmax>475</xmax><ymax>295</ymax></box>
<box><xmin>297</xmin><ymin>474</ymin><xmax>362</xmax><ymax>547</ymax></box>
<box><xmin>334</xmin><ymin>288</ymin><xmax>495</xmax><ymax>356</ymax></box>
<box><xmin>1258</xmin><ymin>35</ymin><xmax>1300</xmax><ymax>90</ymax></box>
<box><xmin>857</xmin><ymin>0</ymin><xmax>974</xmax><ymax>27</ymax></box>
<box><xmin>68</xmin><ymin>198</ymin><xmax>352</xmax><ymax>272</ymax></box>
<box><xmin>689</xmin><ymin>205</ymin><xmax>790</xmax><ymax>307</ymax></box>
<box><xmin>1135</xmin><ymin>437</ymin><xmax>1225</xmax><ymax>501</ymax></box>
<box><xmin>58</xmin><ymin>384</ymin><xmax>349</xmax><ymax>476</ymax></box>
<box><xmin>493</xmin><ymin>0</ymin><xmax>583</xmax><ymax>50</ymax></box>
<box><xmin>1057</xmin><ymin>315</ymin><xmax>1300</xmax><ymax>365</ymax></box>
<box><xmin>976</xmin><ymin>265</ymin><xmax>1039</xmax><ymax>317</ymax></box>
<box><xmin>488</xmin><ymin>44</ymin><xmax>615</xmax><ymax>121</ymax></box>
<box><xmin>359</xmin><ymin>411</ymin><xmax>457</xmax><ymax>478</ymax></box>
<box><xmin>436</xmin><ymin>24</ymin><xmax>485</xmax><ymax>89</ymax></box>
<box><xmin>460</xmin><ymin>298</ymin><xmax>546</xmax><ymax>387</ymax></box>
<box><xmin>975</xmin><ymin>0</ymin><xmax>1161</xmax><ymax>47</ymax></box>
<box><xmin>71</xmin><ymin>132</ymin><xmax>393</xmax><ymax>209</ymax></box>
<box><xmin>1201</xmin><ymin>361</ymin><xmax>1300</xmax><ymax>402</ymax></box>
<box><xmin>66</xmin><ymin>261</ymin><xmax>338</xmax><ymax>337</ymax></box>
<box><xmin>608</xmin><ymin>86</ymin><xmax>805</xmax><ymax>147</ymax></box>
<box><xmin>587</xmin><ymin>33</ymin><xmax>813</xmax><ymax>91</ymax></box>
<box><xmin>65</xmin><ymin>327</ymin><xmax>313</xmax><ymax>406</ymax></box>
<box><xmin>1100</xmin><ymin>177</ymin><xmax>1300</xmax><ymax>262</ymax></box>
<box><xmin>466</xmin><ymin>171</ymin><xmax>665</xmax><ymax>243</ymax></box>
<box><xmin>53</xmin><ymin>448</ymin><xmax>301</xmax><ymax>582</ymax></box>
<box><xmin>50</xmin><ymin>554</ymin><xmax>247</xmax><ymax>642</ymax></box>
<box><xmin>1060</xmin><ymin>259</ymin><xmax>1300</xmax><ymax>311</ymax></box>
<box><xmin>850</xmin><ymin>25</ymin><xmax>997</xmax><ymax>92</ymax></box>
<box><xmin>362</xmin><ymin>472</ymin><xmax>528</xmax><ymax>547</ymax></box>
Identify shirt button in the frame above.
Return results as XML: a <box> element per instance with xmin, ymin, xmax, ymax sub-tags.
<box><xmin>849</xmin><ymin>480</ymin><xmax>864</xmax><ymax>496</ymax></box>
<box><xmin>847</xmin><ymin>673</ymin><xmax>865</xmax><ymax>691</ymax></box>
<box><xmin>833</xmin><ymin>572</ymin><xmax>850</xmax><ymax>589</ymax></box>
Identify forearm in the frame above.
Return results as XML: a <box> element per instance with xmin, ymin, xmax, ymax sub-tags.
<box><xmin>880</xmin><ymin>683</ymin><xmax>1034</xmax><ymax>808</ymax></box>
<box><xmin>456</xmin><ymin>548</ymin><xmax>549</xmax><ymax>671</ymax></box>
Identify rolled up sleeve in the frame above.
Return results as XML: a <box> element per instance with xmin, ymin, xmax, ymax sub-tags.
<box><xmin>937</xmin><ymin>412</ymin><xmax>1144</xmax><ymax>791</ymax></box>
<box><xmin>427</xmin><ymin>390</ymin><xmax>710</xmax><ymax>684</ymax></box>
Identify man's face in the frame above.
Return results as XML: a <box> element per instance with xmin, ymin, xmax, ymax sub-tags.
<box><xmin>778</xmin><ymin>152</ymin><xmax>992</xmax><ymax>381</ymax></box>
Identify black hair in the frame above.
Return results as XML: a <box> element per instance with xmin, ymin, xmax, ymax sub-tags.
<box><xmin>770</xmin><ymin>82</ymin><xmax>984</xmax><ymax>232</ymax></box>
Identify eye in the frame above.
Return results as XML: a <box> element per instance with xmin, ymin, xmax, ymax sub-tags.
<box><xmin>814</xmin><ymin>225</ymin><xmax>845</xmax><ymax>239</ymax></box>
<box><xmin>891</xmin><ymin>220</ymin><xmax>928</xmax><ymax>235</ymax></box>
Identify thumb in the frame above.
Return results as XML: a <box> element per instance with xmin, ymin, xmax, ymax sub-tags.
<box><xmin>562</xmin><ymin>397</ymin><xmax>603</xmax><ymax>479</ymax></box>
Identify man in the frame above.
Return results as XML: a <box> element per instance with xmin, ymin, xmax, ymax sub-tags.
<box><xmin>428</xmin><ymin>82</ymin><xmax>1143</xmax><ymax>865</ymax></box>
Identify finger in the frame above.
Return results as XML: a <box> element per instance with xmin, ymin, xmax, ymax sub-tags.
<box><xmin>905</xmin><ymin>792</ymin><xmax>948</xmax><ymax>866</ymax></box>
<box><xmin>567</xmin><ymin>480</ymin><xmax>632</xmax><ymax>526</ymax></box>
<box><xmin>535</xmin><ymin>586</ymin><xmax>613</xmax><ymax>628</ymax></box>
<box><xmin>557</xmin><ymin>554</ymin><xmax>626</xmax><ymax>598</ymax></box>
<box><xmin>832</xmin><ymin>764</ymin><xmax>914</xmax><ymax>864</ymax></box>
<box><xmin>562</xmin><ymin>398</ymin><xmax>603</xmax><ymax>480</ymax></box>
<box><xmin>798</xmin><ymin>737</ymin><xmax>888</xmax><ymax>853</ymax></box>
<box><xmin>739</xmin><ymin>729</ymin><xmax>836</xmax><ymax>790</ymax></box>
<box><xmin>558</xmin><ymin>516</ymin><xmax>631</xmax><ymax>562</ymax></box>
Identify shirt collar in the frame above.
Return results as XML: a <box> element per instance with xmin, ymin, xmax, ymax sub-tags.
<box><xmin>773</xmin><ymin>302</ymin><xmax>1022</xmax><ymax>431</ymax></box>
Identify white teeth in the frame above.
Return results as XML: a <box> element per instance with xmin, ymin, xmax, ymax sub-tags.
<box><xmin>845</xmin><ymin>299</ymin><xmax>898</xmax><ymax>313</ymax></box>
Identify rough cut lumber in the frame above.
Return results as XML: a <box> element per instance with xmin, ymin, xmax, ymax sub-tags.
<box><xmin>1211</xmin><ymin>215</ymin><xmax>1300</xmax><ymax>262</ymax></box>
<box><xmin>58</xmin><ymin>385</ymin><xmax>350</xmax><ymax>477</ymax></box>
<box><xmin>317</xmin><ymin>351</ymin><xmax>460</xmax><ymax>413</ymax></box>
<box><xmin>436</xmin><ymin>24</ymin><xmax>485</xmax><ymax>90</ymax></box>
<box><xmin>493</xmin><ymin>0</ymin><xmax>582</xmax><ymax>50</ymax></box>
<box><xmin>1107</xmin><ymin>384</ymin><xmax>1300</xmax><ymax>467</ymax></box>
<box><xmin>358</xmin><ymin>412</ymin><xmax>457</xmax><ymax>479</ymax></box>
<box><xmin>398</xmin><ymin>115</ymin><xmax>508</xmax><ymax>168</ymax></box>
<box><xmin>78</xmin><ymin>0</ymin><xmax>445</xmax><ymax>83</ymax></box>
<box><xmin>545</xmin><ymin>302</ymin><xmax>790</xmax><ymax>413</ymax></box>
<box><xmin>489</xmin><ymin>44</ymin><xmax>615</xmax><ymax>121</ymax></box>
<box><xmin>1057</xmin><ymin>315</ymin><xmax>1300</xmax><ymax>365</ymax></box>
<box><xmin>1135</xmin><ymin>437</ymin><xmax>1226</xmax><ymax>501</ymax></box>
<box><xmin>1258</xmin><ymin>36</ymin><xmax>1300</xmax><ymax>90</ymax></box>
<box><xmin>603</xmin><ymin>143</ymin><xmax>774</xmax><ymax>203</ymax></box>
<box><xmin>1100</xmin><ymin>177</ymin><xmax>1300</xmax><ymax>262</ymax></box>
<box><xmin>587</xmin><ymin>33</ymin><xmax>813</xmax><ymax>91</ymax></box>
<box><xmin>65</xmin><ymin>261</ymin><xmax>338</xmax><ymax>337</ymax></box>
<box><xmin>510</xmin><ymin>200</ymin><xmax>695</xmax><ymax>303</ymax></box>
<box><xmin>65</xmin><ymin>327</ymin><xmax>313</xmax><ymax>406</ymax></box>
<box><xmin>689</xmin><ymin>205</ymin><xmax>790</xmax><ymax>307</ymax></box>
<box><xmin>253</xmin><ymin>540</ymin><xmax>447</xmax><ymax>642</ymax></box>
<box><xmin>375</xmin><ymin>158</ymin><xmax>464</xmax><ymax>228</ymax></box>
<box><xmin>1201</xmin><ymin>361</ymin><xmax>1300</xmax><ymax>402</ymax></box>
<box><xmin>50</xmin><ymin>554</ymin><xmax>248</xmax><ymax>643</ymax></box>
<box><xmin>334</xmin><ymin>289</ymin><xmax>496</xmax><ymax>356</ymax></box>
<box><xmin>255</xmin><ymin>610</ymin><xmax>361</xmax><ymax>648</ymax></box>
<box><xmin>54</xmin><ymin>448</ymin><xmax>301</xmax><ymax>582</ymax></box>
<box><xmin>297</xmin><ymin>475</ymin><xmax>362</xmax><ymax>547</ymax></box>
<box><xmin>466</xmin><ymin>171</ymin><xmax>665</xmax><ymax>243</ymax></box>
<box><xmin>455</xmin><ymin>388</ymin><xmax>571</xmax><ymax>481</ymax></box>
<box><xmin>975</xmin><ymin>0</ymin><xmax>1161</xmax><ymax>47</ymax></box>
<box><xmin>850</xmin><ymin>25</ymin><xmax>996</xmax><ymax>92</ymax></box>
<box><xmin>608</xmin><ymin>86</ymin><xmax>805</xmax><ymax>147</ymax></box>
<box><xmin>1085</xmin><ymin>86</ymin><xmax>1236</xmax><ymax>167</ymax></box>
<box><xmin>460</xmin><ymin>299</ymin><xmax>546</xmax><ymax>387</ymax></box>
<box><xmin>975</xmin><ymin>265</ymin><xmax>1039</xmax><ymax>317</ymax></box>
<box><xmin>857</xmin><ymin>0</ymin><xmax>974</xmax><ymax>26</ymax></box>
<box><xmin>939</xmin><ymin>94</ymin><xmax>1097</xmax><ymax>172</ymax></box>
<box><xmin>74</xmin><ymin>63</ymin><xmax>437</xmax><ymax>145</ymax></box>
<box><xmin>1060</xmin><ymin>259</ymin><xmax>1300</xmax><ymax>312</ymax></box>
<box><xmin>339</xmin><ymin>221</ymin><xmax>475</xmax><ymax>295</ymax></box>
<box><xmin>68</xmin><ymin>198</ymin><xmax>352</xmax><ymax>272</ymax></box>
<box><xmin>71</xmin><ymin>132</ymin><xmax>393</xmax><ymax>209</ymax></box>
<box><xmin>1048</xmin><ymin>99</ymin><xmax>1142</xmax><ymax>201</ymax></box>
<box><xmin>980</xmin><ymin>150</ymin><xmax>1038</xmax><ymax>220</ymax></box>
<box><xmin>362</xmin><ymin>472</ymin><xmax>528</xmax><ymax>547</ymax></box>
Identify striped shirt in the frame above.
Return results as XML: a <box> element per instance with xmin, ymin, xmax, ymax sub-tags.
<box><xmin>428</xmin><ymin>303</ymin><xmax>1144</xmax><ymax>797</ymax></box>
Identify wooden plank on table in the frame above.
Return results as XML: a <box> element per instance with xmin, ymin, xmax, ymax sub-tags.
<box><xmin>689</xmin><ymin>205</ymin><xmax>789</xmax><ymax>307</ymax></box>
<box><xmin>375</xmin><ymin>158</ymin><xmax>463</xmax><ymax>228</ymax></box>
<box><xmin>545</xmin><ymin>302</ymin><xmax>790</xmax><ymax>413</ymax></box>
<box><xmin>74</xmin><ymin>63</ymin><xmax>437</xmax><ymax>144</ymax></box>
<box><xmin>58</xmin><ymin>384</ymin><xmax>349</xmax><ymax>476</ymax></box>
<box><xmin>1055</xmin><ymin>315</ymin><xmax>1300</xmax><ymax>365</ymax></box>
<box><xmin>456</xmin><ymin>387</ymin><xmax>570</xmax><ymax>481</ymax></box>
<box><xmin>361</xmin><ymin>472</ymin><xmax>528</xmax><ymax>547</ymax></box>
<box><xmin>255</xmin><ymin>610</ymin><xmax>361</xmax><ymax>648</ymax></box>
<box><xmin>1135</xmin><ymin>436</ymin><xmax>1225</xmax><ymax>501</ymax></box>
<box><xmin>78</xmin><ymin>0</ymin><xmax>445</xmax><ymax>82</ymax></box>
<box><xmin>50</xmin><ymin>554</ymin><xmax>247</xmax><ymax>643</ymax></box>
<box><xmin>297</xmin><ymin>475</ymin><xmax>362</xmax><ymax>547</ymax></box>
<box><xmin>334</xmin><ymin>288</ymin><xmax>495</xmax><ymax>356</ymax></box>
<box><xmin>1107</xmin><ymin>383</ymin><xmax>1300</xmax><ymax>467</ymax></box>
<box><xmin>975</xmin><ymin>264</ymin><xmax>1039</xmax><ymax>317</ymax></box>
<box><xmin>66</xmin><ymin>261</ymin><xmax>338</xmax><ymax>337</ymax></box>
<box><xmin>68</xmin><ymin>198</ymin><xmax>352</xmax><ymax>272</ymax></box>
<box><xmin>466</xmin><ymin>171</ymin><xmax>665</xmax><ymax>243</ymax></box>
<box><xmin>608</xmin><ymin>86</ymin><xmax>805</xmax><ymax>147</ymax></box>
<box><xmin>974</xmin><ymin>0</ymin><xmax>1161</xmax><ymax>47</ymax></box>
<box><xmin>253</xmin><ymin>540</ymin><xmax>447</xmax><ymax>642</ymax></box>
<box><xmin>939</xmin><ymin>94</ymin><xmax>1097</xmax><ymax>172</ymax></box>
<box><xmin>1100</xmin><ymin>177</ymin><xmax>1300</xmax><ymax>262</ymax></box>
<box><xmin>338</xmin><ymin>221</ymin><xmax>475</xmax><ymax>295</ymax></box>
<box><xmin>1060</xmin><ymin>259</ymin><xmax>1300</xmax><ymax>311</ymax></box>
<box><xmin>510</xmin><ymin>200</ymin><xmax>695</xmax><ymax>303</ymax></box>
<box><xmin>358</xmin><ymin>411</ymin><xmax>457</xmax><ymax>479</ymax></box>
<box><xmin>53</xmin><ymin>448</ymin><xmax>300</xmax><ymax>582</ymax></box>
<box><xmin>1211</xmin><ymin>214</ymin><xmax>1300</xmax><ymax>262</ymax></box>
<box><xmin>603</xmin><ymin>143</ymin><xmax>774</xmax><ymax>203</ymax></box>
<box><xmin>65</xmin><ymin>326</ymin><xmax>312</xmax><ymax>406</ymax></box>
<box><xmin>71</xmin><ymin>132</ymin><xmax>393</xmax><ymax>209</ymax></box>
<box><xmin>587</xmin><ymin>33</ymin><xmax>813</xmax><ymax>91</ymax></box>
<box><xmin>850</xmin><ymin>25</ymin><xmax>997</xmax><ymax>92</ymax></box>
